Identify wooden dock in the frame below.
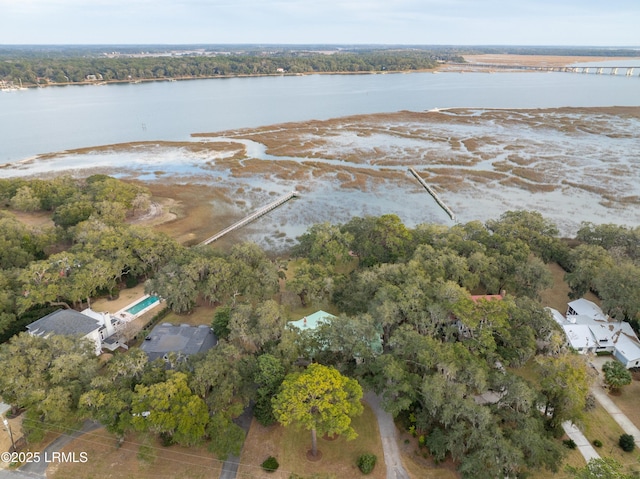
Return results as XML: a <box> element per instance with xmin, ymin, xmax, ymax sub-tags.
<box><xmin>408</xmin><ymin>168</ymin><xmax>455</xmax><ymax>220</ymax></box>
<box><xmin>199</xmin><ymin>191</ymin><xmax>299</xmax><ymax>245</ymax></box>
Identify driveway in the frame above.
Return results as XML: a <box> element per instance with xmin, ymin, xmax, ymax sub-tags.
<box><xmin>18</xmin><ymin>420</ymin><xmax>100</xmax><ymax>477</ymax></box>
<box><xmin>364</xmin><ymin>391</ymin><xmax>410</xmax><ymax>479</ymax></box>
<box><xmin>589</xmin><ymin>357</ymin><xmax>640</xmax><ymax>448</ymax></box>
<box><xmin>562</xmin><ymin>421</ymin><xmax>600</xmax><ymax>462</ymax></box>
<box><xmin>218</xmin><ymin>405</ymin><xmax>253</xmax><ymax>479</ymax></box>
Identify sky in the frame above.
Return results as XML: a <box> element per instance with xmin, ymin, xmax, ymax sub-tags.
<box><xmin>0</xmin><ymin>0</ymin><xmax>638</xmax><ymax>46</ymax></box>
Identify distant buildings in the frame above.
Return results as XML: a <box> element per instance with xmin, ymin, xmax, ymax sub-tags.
<box><xmin>549</xmin><ymin>298</ymin><xmax>640</xmax><ymax>369</ymax></box>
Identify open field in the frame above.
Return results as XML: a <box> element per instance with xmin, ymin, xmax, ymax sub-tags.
<box><xmin>237</xmin><ymin>401</ymin><xmax>385</xmax><ymax>479</ymax></box>
<box><xmin>461</xmin><ymin>54</ymin><xmax>640</xmax><ymax>67</ymax></box>
<box><xmin>48</xmin><ymin>428</ymin><xmax>222</xmax><ymax>479</ymax></box>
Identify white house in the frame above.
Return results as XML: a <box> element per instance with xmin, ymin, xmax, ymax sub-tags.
<box><xmin>613</xmin><ymin>334</ymin><xmax>640</xmax><ymax>369</ymax></box>
<box><xmin>549</xmin><ymin>298</ymin><xmax>640</xmax><ymax>369</ymax></box>
<box><xmin>26</xmin><ymin>308</ymin><xmax>122</xmax><ymax>355</ymax></box>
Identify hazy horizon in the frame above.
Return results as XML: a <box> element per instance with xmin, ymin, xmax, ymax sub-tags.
<box><xmin>1</xmin><ymin>0</ymin><xmax>639</xmax><ymax>46</ymax></box>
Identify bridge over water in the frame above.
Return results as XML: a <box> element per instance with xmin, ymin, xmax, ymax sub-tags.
<box><xmin>447</xmin><ymin>62</ymin><xmax>639</xmax><ymax>77</ymax></box>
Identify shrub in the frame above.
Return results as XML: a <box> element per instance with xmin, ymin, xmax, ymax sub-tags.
<box><xmin>357</xmin><ymin>453</ymin><xmax>377</xmax><ymax>474</ymax></box>
<box><xmin>562</xmin><ymin>438</ymin><xmax>577</xmax><ymax>449</ymax></box>
<box><xmin>619</xmin><ymin>434</ymin><xmax>635</xmax><ymax>452</ymax></box>
<box><xmin>262</xmin><ymin>456</ymin><xmax>279</xmax><ymax>473</ymax></box>
<box><xmin>159</xmin><ymin>432</ymin><xmax>175</xmax><ymax>447</ymax></box>
<box><xmin>592</xmin><ymin>439</ymin><xmax>603</xmax><ymax>448</ymax></box>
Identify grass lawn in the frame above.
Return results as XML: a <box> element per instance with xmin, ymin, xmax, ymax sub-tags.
<box><xmin>49</xmin><ymin>428</ymin><xmax>221</xmax><ymax>479</ymax></box>
<box><xmin>162</xmin><ymin>301</ymin><xmax>216</xmax><ymax>327</ymax></box>
<box><xmin>512</xmin><ymin>360</ymin><xmax>640</xmax><ymax>477</ymax></box>
<box><xmin>539</xmin><ymin>262</ymin><xmax>601</xmax><ymax>313</ymax></box>
<box><xmin>397</xmin><ymin>429</ymin><xmax>459</xmax><ymax>479</ymax></box>
<box><xmin>607</xmin><ymin>377</ymin><xmax>640</xmax><ymax>433</ymax></box>
<box><xmin>237</xmin><ymin>401</ymin><xmax>385</xmax><ymax>479</ymax></box>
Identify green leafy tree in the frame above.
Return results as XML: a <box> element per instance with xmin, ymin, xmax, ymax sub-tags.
<box><xmin>593</xmin><ymin>262</ymin><xmax>640</xmax><ymax>322</ymax></box>
<box><xmin>52</xmin><ymin>200</ymin><xmax>96</xmax><ymax>228</ymax></box>
<box><xmin>206</xmin><ymin>413</ymin><xmax>246</xmax><ymax>460</ymax></box>
<box><xmin>253</xmin><ymin>354</ymin><xmax>286</xmax><ymax>426</ymax></box>
<box><xmin>228</xmin><ymin>300</ymin><xmax>287</xmax><ymax>354</ymax></box>
<box><xmin>602</xmin><ymin>360</ymin><xmax>632</xmax><ymax>393</ymax></box>
<box><xmin>131</xmin><ymin>371</ymin><xmax>209</xmax><ymax>446</ymax></box>
<box><xmin>537</xmin><ymin>353</ymin><xmax>593</xmax><ymax>432</ymax></box>
<box><xmin>211</xmin><ymin>305</ymin><xmax>232</xmax><ymax>339</ymax></box>
<box><xmin>0</xmin><ymin>332</ymin><xmax>97</xmax><ymax>435</ymax></box>
<box><xmin>288</xmin><ymin>260</ymin><xmax>334</xmax><ymax>307</ymax></box>
<box><xmin>564</xmin><ymin>244</ymin><xmax>614</xmax><ymax>299</ymax></box>
<box><xmin>486</xmin><ymin>210</ymin><xmax>566</xmax><ymax>263</ymax></box>
<box><xmin>10</xmin><ymin>185</ymin><xmax>41</xmax><ymax>211</ymax></box>
<box><xmin>293</xmin><ymin>222</ymin><xmax>354</xmax><ymax>266</ymax></box>
<box><xmin>0</xmin><ymin>212</ymin><xmax>43</xmax><ymax>269</ymax></box>
<box><xmin>272</xmin><ymin>363</ymin><xmax>363</xmax><ymax>457</ymax></box>
<box><xmin>342</xmin><ymin>214</ymin><xmax>413</xmax><ymax>266</ymax></box>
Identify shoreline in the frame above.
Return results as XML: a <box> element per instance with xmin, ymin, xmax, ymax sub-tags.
<box><xmin>10</xmin><ymin>54</ymin><xmax>639</xmax><ymax>89</ymax></box>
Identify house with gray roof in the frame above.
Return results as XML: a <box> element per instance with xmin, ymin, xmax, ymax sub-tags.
<box><xmin>140</xmin><ymin>323</ymin><xmax>217</xmax><ymax>363</ymax></box>
<box><xmin>26</xmin><ymin>308</ymin><xmax>116</xmax><ymax>355</ymax></box>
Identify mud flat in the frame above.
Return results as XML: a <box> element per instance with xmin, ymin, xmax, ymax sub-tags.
<box><xmin>3</xmin><ymin>107</ymin><xmax>640</xmax><ymax>249</ymax></box>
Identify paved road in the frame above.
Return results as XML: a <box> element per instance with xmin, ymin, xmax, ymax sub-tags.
<box><xmin>18</xmin><ymin>420</ymin><xmax>100</xmax><ymax>477</ymax></box>
<box><xmin>219</xmin><ymin>405</ymin><xmax>253</xmax><ymax>479</ymax></box>
<box><xmin>364</xmin><ymin>391</ymin><xmax>410</xmax><ymax>479</ymax></box>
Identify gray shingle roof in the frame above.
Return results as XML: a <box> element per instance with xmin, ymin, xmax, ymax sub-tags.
<box><xmin>141</xmin><ymin>323</ymin><xmax>217</xmax><ymax>362</ymax></box>
<box><xmin>27</xmin><ymin>309</ymin><xmax>101</xmax><ymax>336</ymax></box>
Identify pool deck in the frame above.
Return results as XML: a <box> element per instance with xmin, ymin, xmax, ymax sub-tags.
<box><xmin>115</xmin><ymin>294</ymin><xmax>163</xmax><ymax>322</ymax></box>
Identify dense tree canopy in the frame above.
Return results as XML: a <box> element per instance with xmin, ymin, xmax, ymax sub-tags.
<box><xmin>0</xmin><ymin>177</ymin><xmax>636</xmax><ymax>476</ymax></box>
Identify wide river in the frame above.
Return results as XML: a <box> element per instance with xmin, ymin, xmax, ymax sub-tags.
<box><xmin>1</xmin><ymin>66</ymin><xmax>640</xmax><ymax>164</ymax></box>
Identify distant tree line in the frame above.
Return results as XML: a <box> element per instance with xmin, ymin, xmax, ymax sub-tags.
<box><xmin>0</xmin><ymin>49</ymin><xmax>461</xmax><ymax>86</ymax></box>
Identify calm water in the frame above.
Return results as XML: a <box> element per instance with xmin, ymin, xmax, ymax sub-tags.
<box><xmin>1</xmin><ymin>69</ymin><xmax>639</xmax><ymax>163</ymax></box>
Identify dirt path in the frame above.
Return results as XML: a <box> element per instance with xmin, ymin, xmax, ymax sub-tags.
<box><xmin>364</xmin><ymin>392</ymin><xmax>409</xmax><ymax>479</ymax></box>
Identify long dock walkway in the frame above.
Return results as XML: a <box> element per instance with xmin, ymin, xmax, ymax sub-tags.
<box><xmin>200</xmin><ymin>191</ymin><xmax>299</xmax><ymax>245</ymax></box>
<box><xmin>408</xmin><ymin>168</ymin><xmax>455</xmax><ymax>220</ymax></box>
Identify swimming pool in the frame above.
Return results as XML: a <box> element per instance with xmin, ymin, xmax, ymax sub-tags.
<box><xmin>126</xmin><ymin>295</ymin><xmax>160</xmax><ymax>315</ymax></box>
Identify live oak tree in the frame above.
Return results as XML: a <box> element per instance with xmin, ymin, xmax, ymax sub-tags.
<box><xmin>272</xmin><ymin>363</ymin><xmax>363</xmax><ymax>457</ymax></box>
<box><xmin>188</xmin><ymin>342</ymin><xmax>254</xmax><ymax>458</ymax></box>
<box><xmin>0</xmin><ymin>332</ymin><xmax>97</xmax><ymax>440</ymax></box>
<box><xmin>131</xmin><ymin>371</ymin><xmax>209</xmax><ymax>446</ymax></box>
<box><xmin>537</xmin><ymin>353</ymin><xmax>593</xmax><ymax>432</ymax></box>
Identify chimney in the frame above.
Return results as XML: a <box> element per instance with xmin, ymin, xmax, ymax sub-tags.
<box><xmin>102</xmin><ymin>312</ymin><xmax>116</xmax><ymax>337</ymax></box>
